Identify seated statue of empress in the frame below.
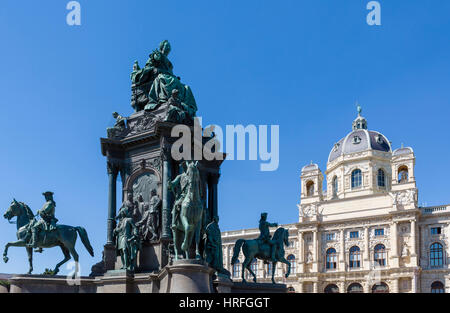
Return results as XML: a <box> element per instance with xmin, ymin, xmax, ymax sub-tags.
<box><xmin>143</xmin><ymin>40</ymin><xmax>197</xmax><ymax>120</ymax></box>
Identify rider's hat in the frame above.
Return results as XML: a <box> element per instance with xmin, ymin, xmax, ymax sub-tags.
<box><xmin>261</xmin><ymin>212</ymin><xmax>268</xmax><ymax>218</ymax></box>
<box><xmin>42</xmin><ymin>191</ymin><xmax>54</xmax><ymax>198</ymax></box>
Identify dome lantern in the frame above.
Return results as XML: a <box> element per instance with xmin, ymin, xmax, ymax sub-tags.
<box><xmin>352</xmin><ymin>103</ymin><xmax>368</xmax><ymax>131</ymax></box>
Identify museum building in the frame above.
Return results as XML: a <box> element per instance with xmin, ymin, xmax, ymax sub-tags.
<box><xmin>221</xmin><ymin>110</ymin><xmax>450</xmax><ymax>293</ymax></box>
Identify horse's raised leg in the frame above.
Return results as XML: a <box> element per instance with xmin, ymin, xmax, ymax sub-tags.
<box><xmin>3</xmin><ymin>243</ymin><xmax>10</xmax><ymax>263</ymax></box>
<box><xmin>26</xmin><ymin>247</ymin><xmax>33</xmax><ymax>274</ymax></box>
<box><xmin>53</xmin><ymin>245</ymin><xmax>71</xmax><ymax>275</ymax></box>
<box><xmin>271</xmin><ymin>262</ymin><xmax>276</xmax><ymax>284</ymax></box>
<box><xmin>3</xmin><ymin>240</ymin><xmax>28</xmax><ymax>264</ymax></box>
<box><xmin>279</xmin><ymin>256</ymin><xmax>291</xmax><ymax>278</ymax></box>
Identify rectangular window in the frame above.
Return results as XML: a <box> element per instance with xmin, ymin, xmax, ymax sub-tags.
<box><xmin>374</xmin><ymin>229</ymin><xmax>384</xmax><ymax>236</ymax></box>
<box><xmin>326</xmin><ymin>233</ymin><xmax>335</xmax><ymax>241</ymax></box>
<box><xmin>431</xmin><ymin>227</ymin><xmax>442</xmax><ymax>235</ymax></box>
<box><xmin>350</xmin><ymin>231</ymin><xmax>359</xmax><ymax>239</ymax></box>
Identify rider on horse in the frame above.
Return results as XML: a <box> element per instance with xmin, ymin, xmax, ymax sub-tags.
<box><xmin>27</xmin><ymin>191</ymin><xmax>58</xmax><ymax>249</ymax></box>
<box><xmin>257</xmin><ymin>212</ymin><xmax>278</xmax><ymax>262</ymax></box>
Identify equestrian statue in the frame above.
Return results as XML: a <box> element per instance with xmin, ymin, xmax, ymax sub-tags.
<box><xmin>231</xmin><ymin>212</ymin><xmax>291</xmax><ymax>284</ymax></box>
<box><xmin>3</xmin><ymin>192</ymin><xmax>94</xmax><ymax>275</ymax></box>
<box><xmin>168</xmin><ymin>161</ymin><xmax>204</xmax><ymax>260</ymax></box>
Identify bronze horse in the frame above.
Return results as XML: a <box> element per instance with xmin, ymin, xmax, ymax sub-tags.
<box><xmin>231</xmin><ymin>227</ymin><xmax>291</xmax><ymax>284</ymax></box>
<box><xmin>3</xmin><ymin>199</ymin><xmax>94</xmax><ymax>275</ymax></box>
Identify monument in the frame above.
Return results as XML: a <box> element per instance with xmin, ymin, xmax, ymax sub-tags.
<box><xmin>231</xmin><ymin>213</ymin><xmax>291</xmax><ymax>284</ymax></box>
<box><xmin>91</xmin><ymin>39</ymin><xmax>229</xmax><ymax>293</ymax></box>
<box><xmin>2</xmin><ymin>40</ymin><xmax>287</xmax><ymax>294</ymax></box>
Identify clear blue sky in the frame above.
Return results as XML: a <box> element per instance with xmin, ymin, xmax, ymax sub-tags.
<box><xmin>0</xmin><ymin>0</ymin><xmax>449</xmax><ymax>275</ymax></box>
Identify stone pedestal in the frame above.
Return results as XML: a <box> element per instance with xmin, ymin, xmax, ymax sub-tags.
<box><xmin>230</xmin><ymin>282</ymin><xmax>288</xmax><ymax>293</ymax></box>
<box><xmin>95</xmin><ymin>270</ymin><xmax>135</xmax><ymax>293</ymax></box>
<box><xmin>0</xmin><ymin>285</ymin><xmax>9</xmax><ymax>293</ymax></box>
<box><xmin>94</xmin><ymin>270</ymin><xmax>159</xmax><ymax>293</ymax></box>
<box><xmin>136</xmin><ymin>241</ymin><xmax>168</xmax><ymax>272</ymax></box>
<box><xmin>159</xmin><ymin>259</ymin><xmax>215</xmax><ymax>293</ymax></box>
<box><xmin>9</xmin><ymin>274</ymin><xmax>95</xmax><ymax>293</ymax></box>
<box><xmin>213</xmin><ymin>276</ymin><xmax>234</xmax><ymax>293</ymax></box>
<box><xmin>108</xmin><ymin>241</ymin><xmax>168</xmax><ymax>273</ymax></box>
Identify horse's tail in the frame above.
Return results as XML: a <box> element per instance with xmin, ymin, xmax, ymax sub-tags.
<box><xmin>76</xmin><ymin>226</ymin><xmax>94</xmax><ymax>257</ymax></box>
<box><xmin>231</xmin><ymin>239</ymin><xmax>245</xmax><ymax>265</ymax></box>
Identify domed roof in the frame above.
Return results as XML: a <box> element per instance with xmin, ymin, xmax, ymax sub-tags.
<box><xmin>302</xmin><ymin>163</ymin><xmax>319</xmax><ymax>173</ymax></box>
<box><xmin>393</xmin><ymin>146</ymin><xmax>413</xmax><ymax>156</ymax></box>
<box><xmin>328</xmin><ymin>107</ymin><xmax>392</xmax><ymax>163</ymax></box>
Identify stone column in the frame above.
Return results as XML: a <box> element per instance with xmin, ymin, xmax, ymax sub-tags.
<box><xmin>412</xmin><ymin>274</ymin><xmax>417</xmax><ymax>293</ymax></box>
<box><xmin>298</xmin><ymin>231</ymin><xmax>305</xmax><ymax>273</ymax></box>
<box><xmin>363</xmin><ymin>282</ymin><xmax>370</xmax><ymax>293</ymax></box>
<box><xmin>208</xmin><ymin>174</ymin><xmax>219</xmax><ymax>220</ymax></box>
<box><xmin>313</xmin><ymin>281</ymin><xmax>318</xmax><ymax>293</ymax></box>
<box><xmin>410</xmin><ymin>219</ymin><xmax>418</xmax><ymax>266</ymax></box>
<box><xmin>339</xmin><ymin>229</ymin><xmax>345</xmax><ymax>271</ymax></box>
<box><xmin>161</xmin><ymin>154</ymin><xmax>172</xmax><ymax>239</ymax></box>
<box><xmin>364</xmin><ymin>227</ymin><xmax>370</xmax><ymax>270</ymax></box>
<box><xmin>106</xmin><ymin>161</ymin><xmax>118</xmax><ymax>245</ymax></box>
<box><xmin>339</xmin><ymin>281</ymin><xmax>345</xmax><ymax>293</ymax></box>
<box><xmin>411</xmin><ymin>220</ymin><xmax>417</xmax><ymax>255</ymax></box>
<box><xmin>312</xmin><ymin>230</ymin><xmax>318</xmax><ymax>272</ymax></box>
<box><xmin>392</xmin><ymin>278</ymin><xmax>399</xmax><ymax>293</ymax></box>
<box><xmin>391</xmin><ymin>222</ymin><xmax>399</xmax><ymax>267</ymax></box>
<box><xmin>223</xmin><ymin>244</ymin><xmax>229</xmax><ymax>270</ymax></box>
<box><xmin>298</xmin><ymin>282</ymin><xmax>304</xmax><ymax>293</ymax></box>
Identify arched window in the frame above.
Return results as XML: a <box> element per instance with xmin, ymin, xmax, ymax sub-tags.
<box><xmin>324</xmin><ymin>284</ymin><xmax>339</xmax><ymax>293</ymax></box>
<box><xmin>347</xmin><ymin>283</ymin><xmax>363</xmax><ymax>293</ymax></box>
<box><xmin>233</xmin><ymin>260</ymin><xmax>240</xmax><ymax>278</ymax></box>
<box><xmin>349</xmin><ymin>246</ymin><xmax>361</xmax><ymax>268</ymax></box>
<box><xmin>332</xmin><ymin>176</ymin><xmax>338</xmax><ymax>197</ymax></box>
<box><xmin>377</xmin><ymin>169</ymin><xmax>386</xmax><ymax>187</ymax></box>
<box><xmin>351</xmin><ymin>169</ymin><xmax>362</xmax><ymax>189</ymax></box>
<box><xmin>306</xmin><ymin>181</ymin><xmax>315</xmax><ymax>196</ymax></box>
<box><xmin>287</xmin><ymin>286</ymin><xmax>296</xmax><ymax>293</ymax></box>
<box><xmin>372</xmin><ymin>282</ymin><xmax>389</xmax><ymax>293</ymax></box>
<box><xmin>398</xmin><ymin>166</ymin><xmax>409</xmax><ymax>183</ymax></box>
<box><xmin>250</xmin><ymin>258</ymin><xmax>258</xmax><ymax>275</ymax></box>
<box><xmin>287</xmin><ymin>254</ymin><xmax>296</xmax><ymax>274</ymax></box>
<box><xmin>374</xmin><ymin>244</ymin><xmax>386</xmax><ymax>267</ymax></box>
<box><xmin>326</xmin><ymin>248</ymin><xmax>337</xmax><ymax>270</ymax></box>
<box><xmin>430</xmin><ymin>242</ymin><xmax>444</xmax><ymax>268</ymax></box>
<box><xmin>431</xmin><ymin>281</ymin><xmax>445</xmax><ymax>293</ymax></box>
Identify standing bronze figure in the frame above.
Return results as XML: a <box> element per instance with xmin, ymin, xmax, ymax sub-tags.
<box><xmin>114</xmin><ymin>206</ymin><xmax>140</xmax><ymax>271</ymax></box>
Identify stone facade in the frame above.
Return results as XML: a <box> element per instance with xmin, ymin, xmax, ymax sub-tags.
<box><xmin>221</xmin><ymin>112</ymin><xmax>450</xmax><ymax>293</ymax></box>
